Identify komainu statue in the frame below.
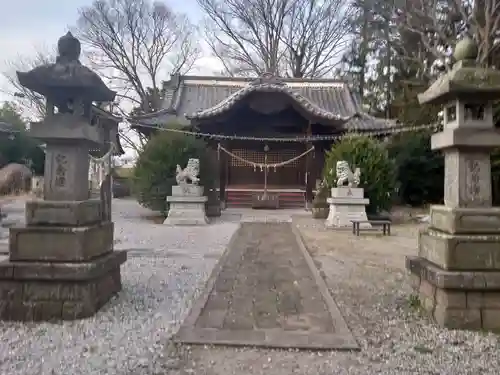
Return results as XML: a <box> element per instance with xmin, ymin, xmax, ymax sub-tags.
<box><xmin>336</xmin><ymin>160</ymin><xmax>361</xmax><ymax>188</ymax></box>
<box><xmin>176</xmin><ymin>158</ymin><xmax>200</xmax><ymax>185</ymax></box>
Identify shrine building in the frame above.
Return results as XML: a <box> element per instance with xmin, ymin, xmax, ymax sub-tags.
<box><xmin>131</xmin><ymin>73</ymin><xmax>400</xmax><ymax>208</ymax></box>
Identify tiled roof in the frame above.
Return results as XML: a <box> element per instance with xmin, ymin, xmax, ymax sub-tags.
<box><xmin>132</xmin><ymin>74</ymin><xmax>397</xmax><ymax>131</ymax></box>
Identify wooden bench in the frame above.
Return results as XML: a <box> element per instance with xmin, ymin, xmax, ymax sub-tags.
<box><xmin>351</xmin><ymin>219</ymin><xmax>391</xmax><ymax>236</ymax></box>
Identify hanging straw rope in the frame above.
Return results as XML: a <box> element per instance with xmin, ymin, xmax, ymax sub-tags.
<box><xmin>217</xmin><ymin>144</ymin><xmax>315</xmax><ymax>171</ymax></box>
<box><xmin>131</xmin><ymin>121</ymin><xmax>440</xmax><ymax>143</ymax></box>
<box><xmin>89</xmin><ymin>142</ymin><xmax>115</xmax><ymax>190</ymax></box>
<box><xmin>89</xmin><ymin>142</ymin><xmax>115</xmax><ymax>162</ymax></box>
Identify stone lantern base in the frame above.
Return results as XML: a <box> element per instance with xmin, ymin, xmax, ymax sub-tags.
<box><xmin>0</xmin><ymin>251</ymin><xmax>125</xmax><ymax>321</ymax></box>
<box><xmin>0</xmin><ymin>200</ymin><xmax>126</xmax><ymax>321</ymax></box>
<box><xmin>406</xmin><ymin>205</ymin><xmax>500</xmax><ymax>330</ymax></box>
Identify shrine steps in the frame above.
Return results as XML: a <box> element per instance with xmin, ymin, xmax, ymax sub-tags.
<box><xmin>225</xmin><ymin>189</ymin><xmax>306</xmax><ymax>209</ymax></box>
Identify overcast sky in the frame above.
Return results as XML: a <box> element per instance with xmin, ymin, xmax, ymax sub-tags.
<box><xmin>0</xmin><ymin>0</ymin><xmax>219</xmax><ymax>102</ymax></box>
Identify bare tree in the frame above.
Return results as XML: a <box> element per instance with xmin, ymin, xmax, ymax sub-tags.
<box><xmin>282</xmin><ymin>0</ymin><xmax>352</xmax><ymax>77</ymax></box>
<box><xmin>397</xmin><ymin>0</ymin><xmax>500</xmax><ymax>67</ymax></box>
<box><xmin>99</xmin><ymin>102</ymin><xmax>148</xmax><ymax>153</ymax></box>
<box><xmin>117</xmin><ymin>124</ymin><xmax>147</xmax><ymax>153</ymax></box>
<box><xmin>2</xmin><ymin>47</ymin><xmax>55</xmax><ymax>119</ymax></box>
<box><xmin>197</xmin><ymin>0</ymin><xmax>289</xmax><ymax>75</ymax></box>
<box><xmin>75</xmin><ymin>0</ymin><xmax>200</xmax><ymax>114</ymax></box>
<box><xmin>470</xmin><ymin>0</ymin><xmax>500</xmax><ymax>66</ymax></box>
<box><xmin>197</xmin><ymin>0</ymin><xmax>352</xmax><ymax>77</ymax></box>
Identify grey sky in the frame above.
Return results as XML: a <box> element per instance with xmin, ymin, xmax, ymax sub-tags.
<box><xmin>0</xmin><ymin>0</ymin><xmax>214</xmax><ymax>102</ymax></box>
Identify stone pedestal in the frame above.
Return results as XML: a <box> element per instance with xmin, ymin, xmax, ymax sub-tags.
<box><xmin>408</xmin><ymin>206</ymin><xmax>500</xmax><ymax>330</ymax></box>
<box><xmin>163</xmin><ymin>185</ymin><xmax>209</xmax><ymax>226</ymax></box>
<box><xmin>0</xmin><ymin>199</ymin><xmax>126</xmax><ymax>321</ymax></box>
<box><xmin>325</xmin><ymin>187</ymin><xmax>371</xmax><ymax>228</ymax></box>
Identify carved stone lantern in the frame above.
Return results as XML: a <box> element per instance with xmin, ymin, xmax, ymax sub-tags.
<box><xmin>0</xmin><ymin>32</ymin><xmax>126</xmax><ymax>322</ymax></box>
<box><xmin>17</xmin><ymin>32</ymin><xmax>116</xmax><ymax>201</ymax></box>
<box><xmin>406</xmin><ymin>37</ymin><xmax>500</xmax><ymax>330</ymax></box>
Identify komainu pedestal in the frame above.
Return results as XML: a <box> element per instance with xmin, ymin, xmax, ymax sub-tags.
<box><xmin>406</xmin><ymin>37</ymin><xmax>500</xmax><ymax>331</ymax></box>
<box><xmin>325</xmin><ymin>187</ymin><xmax>371</xmax><ymax>228</ymax></box>
<box><xmin>163</xmin><ymin>185</ymin><xmax>209</xmax><ymax>226</ymax></box>
<box><xmin>0</xmin><ymin>32</ymin><xmax>126</xmax><ymax>321</ymax></box>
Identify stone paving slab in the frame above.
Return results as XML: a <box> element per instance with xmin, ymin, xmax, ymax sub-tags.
<box><xmin>174</xmin><ymin>222</ymin><xmax>358</xmax><ymax>350</ymax></box>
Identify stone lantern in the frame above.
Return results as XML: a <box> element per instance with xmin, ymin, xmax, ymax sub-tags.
<box><xmin>406</xmin><ymin>37</ymin><xmax>500</xmax><ymax>330</ymax></box>
<box><xmin>0</xmin><ymin>32</ymin><xmax>126</xmax><ymax>321</ymax></box>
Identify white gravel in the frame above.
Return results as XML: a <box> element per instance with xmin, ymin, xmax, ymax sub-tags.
<box><xmin>0</xmin><ymin>198</ymin><xmax>239</xmax><ymax>375</ymax></box>
<box><xmin>7</xmin><ymin>199</ymin><xmax>497</xmax><ymax>375</ymax></box>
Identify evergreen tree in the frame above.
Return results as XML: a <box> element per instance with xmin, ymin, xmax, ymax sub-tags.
<box><xmin>0</xmin><ymin>102</ymin><xmax>45</xmax><ymax>175</ymax></box>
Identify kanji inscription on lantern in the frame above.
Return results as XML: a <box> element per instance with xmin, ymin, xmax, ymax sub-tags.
<box><xmin>54</xmin><ymin>154</ymin><xmax>68</xmax><ymax>187</ymax></box>
<box><xmin>466</xmin><ymin>158</ymin><xmax>481</xmax><ymax>201</ymax></box>
<box><xmin>459</xmin><ymin>153</ymin><xmax>491</xmax><ymax>208</ymax></box>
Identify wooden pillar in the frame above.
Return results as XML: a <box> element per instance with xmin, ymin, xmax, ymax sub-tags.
<box><xmin>305</xmin><ymin>122</ymin><xmax>314</xmax><ymax>203</ymax></box>
<box><xmin>219</xmin><ymin>141</ymin><xmax>227</xmax><ymax>208</ymax></box>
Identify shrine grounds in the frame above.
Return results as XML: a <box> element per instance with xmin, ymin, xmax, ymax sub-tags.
<box><xmin>0</xmin><ymin>197</ymin><xmax>499</xmax><ymax>375</ymax></box>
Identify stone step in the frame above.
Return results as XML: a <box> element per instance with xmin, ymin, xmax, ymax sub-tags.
<box><xmin>226</xmin><ymin>191</ymin><xmax>305</xmax><ymax>209</ymax></box>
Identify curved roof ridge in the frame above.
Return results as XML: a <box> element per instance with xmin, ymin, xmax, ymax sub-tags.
<box><xmin>185</xmin><ymin>82</ymin><xmax>356</xmax><ymax>121</ymax></box>
<box><xmin>180</xmin><ymin>74</ymin><xmax>349</xmax><ymax>85</ymax></box>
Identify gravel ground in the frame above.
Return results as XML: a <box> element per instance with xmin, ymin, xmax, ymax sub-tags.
<box><xmin>2</xmin><ymin>200</ymin><xmax>499</xmax><ymax>375</ymax></box>
<box><xmin>0</xmin><ymin>198</ymin><xmax>239</xmax><ymax>375</ymax></box>
<box><xmin>168</xmin><ymin>217</ymin><xmax>500</xmax><ymax>375</ymax></box>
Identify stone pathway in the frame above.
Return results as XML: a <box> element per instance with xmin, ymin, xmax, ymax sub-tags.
<box><xmin>174</xmin><ymin>222</ymin><xmax>357</xmax><ymax>350</ymax></box>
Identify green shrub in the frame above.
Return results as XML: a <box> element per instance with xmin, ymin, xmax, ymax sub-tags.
<box><xmin>0</xmin><ymin>132</ymin><xmax>45</xmax><ymax>175</ymax></box>
<box><xmin>387</xmin><ymin>130</ymin><xmax>444</xmax><ymax>206</ymax></box>
<box><xmin>132</xmin><ymin>131</ymin><xmax>217</xmax><ymax>213</ymax></box>
<box><xmin>0</xmin><ymin>101</ymin><xmax>45</xmax><ymax>174</ymax></box>
<box><xmin>323</xmin><ymin>134</ymin><xmax>395</xmax><ymax>214</ymax></box>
